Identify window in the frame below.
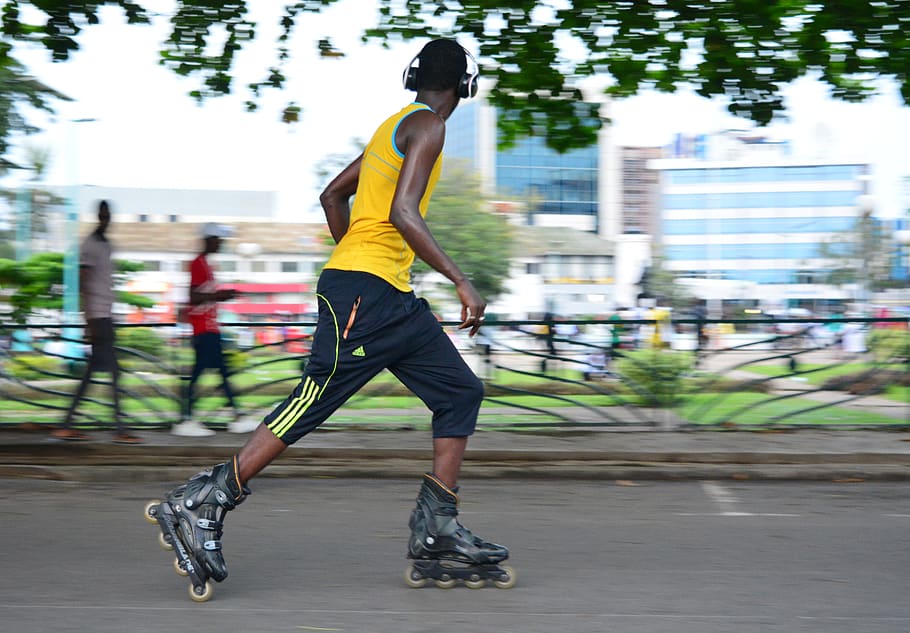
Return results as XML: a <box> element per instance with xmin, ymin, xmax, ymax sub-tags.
<box><xmin>219</xmin><ymin>260</ymin><xmax>237</xmax><ymax>272</ymax></box>
<box><xmin>251</xmin><ymin>261</ymin><xmax>267</xmax><ymax>273</ymax></box>
<box><xmin>794</xmin><ymin>270</ymin><xmax>821</xmax><ymax>284</ymax></box>
<box><xmin>281</xmin><ymin>261</ymin><xmax>299</xmax><ymax>273</ymax></box>
<box><xmin>138</xmin><ymin>213</ymin><xmax>149</xmax><ymax>223</ymax></box>
<box><xmin>168</xmin><ymin>214</ymin><xmax>179</xmax><ymax>223</ymax></box>
<box><xmin>141</xmin><ymin>260</ymin><xmax>161</xmax><ymax>272</ymax></box>
<box><xmin>525</xmin><ymin>262</ymin><xmax>541</xmax><ymax>275</ymax></box>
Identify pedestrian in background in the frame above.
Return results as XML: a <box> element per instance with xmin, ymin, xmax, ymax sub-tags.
<box><xmin>52</xmin><ymin>200</ymin><xmax>143</xmax><ymax>444</ymax></box>
<box><xmin>172</xmin><ymin>223</ymin><xmax>258</xmax><ymax>436</ymax></box>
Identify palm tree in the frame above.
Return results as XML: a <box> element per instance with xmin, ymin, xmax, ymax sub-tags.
<box><xmin>22</xmin><ymin>144</ymin><xmax>65</xmax><ymax>251</ymax></box>
<box><xmin>0</xmin><ymin>45</ymin><xmax>70</xmax><ymax>258</ymax></box>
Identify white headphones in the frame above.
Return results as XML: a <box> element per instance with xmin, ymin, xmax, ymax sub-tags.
<box><xmin>402</xmin><ymin>44</ymin><xmax>479</xmax><ymax>99</ymax></box>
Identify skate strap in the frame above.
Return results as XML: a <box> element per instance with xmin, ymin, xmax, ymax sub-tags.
<box><xmin>438</xmin><ymin>506</ymin><xmax>457</xmax><ymax>517</ymax></box>
<box><xmin>215</xmin><ymin>488</ymin><xmax>243</xmax><ymax>509</ymax></box>
<box><xmin>196</xmin><ymin>518</ymin><xmax>222</xmax><ymax>531</ymax></box>
<box><xmin>203</xmin><ymin>540</ymin><xmax>222</xmax><ymax>551</ymax></box>
<box><xmin>188</xmin><ymin>479</ymin><xmax>239</xmax><ymax>511</ymax></box>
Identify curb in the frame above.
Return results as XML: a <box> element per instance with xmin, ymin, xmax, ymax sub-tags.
<box><xmin>2</xmin><ymin>451</ymin><xmax>909</xmax><ymax>482</ymax></box>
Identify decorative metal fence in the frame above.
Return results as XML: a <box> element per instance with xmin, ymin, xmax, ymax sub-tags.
<box><xmin>1</xmin><ymin>317</ymin><xmax>908</xmax><ymax>433</ymax></box>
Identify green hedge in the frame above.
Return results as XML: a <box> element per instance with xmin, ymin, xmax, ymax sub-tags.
<box><xmin>616</xmin><ymin>350</ymin><xmax>694</xmax><ymax>407</ymax></box>
<box><xmin>3</xmin><ymin>354</ymin><xmax>61</xmax><ymax>380</ymax></box>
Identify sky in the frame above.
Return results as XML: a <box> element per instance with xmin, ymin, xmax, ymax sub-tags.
<box><xmin>7</xmin><ymin>1</ymin><xmax>910</xmax><ymax>221</ymax></box>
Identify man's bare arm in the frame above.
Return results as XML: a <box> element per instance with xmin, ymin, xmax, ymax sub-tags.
<box><xmin>320</xmin><ymin>154</ymin><xmax>363</xmax><ymax>243</ymax></box>
<box><xmin>389</xmin><ymin>111</ymin><xmax>486</xmax><ymax>335</ymax></box>
<box><xmin>190</xmin><ymin>286</ymin><xmax>235</xmax><ymax>306</ymax></box>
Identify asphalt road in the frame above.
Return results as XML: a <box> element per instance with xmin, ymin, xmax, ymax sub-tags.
<box><xmin>1</xmin><ymin>477</ymin><xmax>908</xmax><ymax>633</ymax></box>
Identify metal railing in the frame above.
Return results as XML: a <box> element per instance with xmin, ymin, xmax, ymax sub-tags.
<box><xmin>1</xmin><ymin>317</ymin><xmax>908</xmax><ymax>433</ymax></box>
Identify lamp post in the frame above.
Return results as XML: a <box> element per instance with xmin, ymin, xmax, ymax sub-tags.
<box><xmin>14</xmin><ymin>187</ymin><xmax>30</xmax><ymax>261</ymax></box>
<box><xmin>853</xmin><ymin>192</ymin><xmax>875</xmax><ymax>307</ymax></box>
<box><xmin>63</xmin><ymin>118</ymin><xmax>97</xmax><ymax>355</ymax></box>
<box><xmin>894</xmin><ymin>226</ymin><xmax>910</xmax><ymax>287</ymax></box>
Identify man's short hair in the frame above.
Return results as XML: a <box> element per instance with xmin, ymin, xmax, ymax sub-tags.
<box><xmin>416</xmin><ymin>39</ymin><xmax>467</xmax><ymax>91</ymax></box>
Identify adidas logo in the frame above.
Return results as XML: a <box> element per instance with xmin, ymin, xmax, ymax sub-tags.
<box><xmin>352</xmin><ymin>345</ymin><xmax>366</xmax><ymax>357</ymax></box>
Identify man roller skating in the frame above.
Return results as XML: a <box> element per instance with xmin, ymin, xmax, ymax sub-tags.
<box><xmin>146</xmin><ymin>38</ymin><xmax>514</xmax><ymax>601</ymax></box>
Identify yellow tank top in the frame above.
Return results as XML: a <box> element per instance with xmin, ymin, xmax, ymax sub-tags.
<box><xmin>324</xmin><ymin>102</ymin><xmax>443</xmax><ymax>291</ymax></box>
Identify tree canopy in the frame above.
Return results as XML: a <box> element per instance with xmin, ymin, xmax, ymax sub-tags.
<box><xmin>0</xmin><ymin>252</ymin><xmax>153</xmax><ymax>324</ymax></box>
<box><xmin>411</xmin><ymin>163</ymin><xmax>513</xmax><ymax>303</ymax></box>
<box><xmin>1</xmin><ymin>1</ymin><xmax>909</xmax><ymax>155</ymax></box>
<box><xmin>817</xmin><ymin>210</ymin><xmax>894</xmax><ymax>293</ymax></box>
<box><xmin>0</xmin><ymin>42</ymin><xmax>70</xmax><ymax>162</ymax></box>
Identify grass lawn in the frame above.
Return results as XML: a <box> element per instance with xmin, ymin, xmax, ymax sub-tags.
<box><xmin>739</xmin><ymin>360</ymin><xmax>904</xmax><ymax>384</ymax></box>
<box><xmin>740</xmin><ymin>360</ymin><xmax>910</xmax><ymax>403</ymax></box>
<box><xmin>680</xmin><ymin>391</ymin><xmax>905</xmax><ymax>427</ymax></box>
<box><xmin>4</xmin><ymin>351</ymin><xmax>907</xmax><ymax>430</ymax></box>
<box><xmin>884</xmin><ymin>385</ymin><xmax>910</xmax><ymax>403</ymax></box>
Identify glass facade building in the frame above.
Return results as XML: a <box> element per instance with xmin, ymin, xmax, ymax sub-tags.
<box><xmin>443</xmin><ymin>101</ymin><xmax>480</xmax><ymax>166</ymax></box>
<box><xmin>445</xmin><ymin>102</ymin><xmax>599</xmax><ymax>225</ymax></box>
<box><xmin>653</xmin><ymin>160</ymin><xmax>870</xmax><ymax>287</ymax></box>
<box><xmin>495</xmin><ymin>136</ymin><xmax>598</xmax><ymax>217</ymax></box>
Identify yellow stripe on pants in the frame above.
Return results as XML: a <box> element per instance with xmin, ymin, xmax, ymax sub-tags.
<box><xmin>268</xmin><ymin>377</ymin><xmax>319</xmax><ymax>439</ymax></box>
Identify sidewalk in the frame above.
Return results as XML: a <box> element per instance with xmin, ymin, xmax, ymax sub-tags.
<box><xmin>2</xmin><ymin>420</ymin><xmax>910</xmax><ymax>482</ymax></box>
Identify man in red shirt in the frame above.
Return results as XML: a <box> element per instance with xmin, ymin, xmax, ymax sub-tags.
<box><xmin>172</xmin><ymin>223</ymin><xmax>258</xmax><ymax>436</ymax></box>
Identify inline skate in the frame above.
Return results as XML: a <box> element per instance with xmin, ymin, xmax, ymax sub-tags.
<box><xmin>144</xmin><ymin>456</ymin><xmax>250</xmax><ymax>602</ymax></box>
<box><xmin>405</xmin><ymin>473</ymin><xmax>516</xmax><ymax>589</ymax></box>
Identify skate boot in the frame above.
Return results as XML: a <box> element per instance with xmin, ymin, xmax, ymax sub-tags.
<box><xmin>145</xmin><ymin>455</ymin><xmax>250</xmax><ymax>601</ymax></box>
<box><xmin>405</xmin><ymin>473</ymin><xmax>515</xmax><ymax>589</ymax></box>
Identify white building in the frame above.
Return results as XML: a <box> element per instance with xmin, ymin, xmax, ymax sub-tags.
<box><xmin>100</xmin><ymin>220</ymin><xmax>328</xmax><ymax>323</ymax></box>
<box><xmin>651</xmin><ymin>131</ymin><xmax>871</xmax><ymax>315</ymax></box>
<box><xmin>489</xmin><ymin>225</ymin><xmax>613</xmax><ymax>319</ymax></box>
<box><xmin>54</xmin><ymin>185</ymin><xmax>278</xmax><ymax>224</ymax></box>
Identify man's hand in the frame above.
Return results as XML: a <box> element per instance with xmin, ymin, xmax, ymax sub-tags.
<box><xmin>216</xmin><ymin>288</ymin><xmax>237</xmax><ymax>301</ymax></box>
<box><xmin>456</xmin><ymin>279</ymin><xmax>486</xmax><ymax>337</ymax></box>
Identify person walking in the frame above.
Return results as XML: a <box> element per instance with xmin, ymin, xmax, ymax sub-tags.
<box><xmin>51</xmin><ymin>200</ymin><xmax>143</xmax><ymax>444</ymax></box>
<box><xmin>151</xmin><ymin>39</ymin><xmax>512</xmax><ymax>592</ymax></box>
<box><xmin>171</xmin><ymin>223</ymin><xmax>258</xmax><ymax>436</ymax></box>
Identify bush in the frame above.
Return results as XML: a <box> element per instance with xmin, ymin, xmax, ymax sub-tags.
<box><xmin>821</xmin><ymin>368</ymin><xmax>910</xmax><ymax>394</ymax></box>
<box><xmin>225</xmin><ymin>349</ymin><xmax>247</xmax><ymax>373</ymax></box>
<box><xmin>118</xmin><ymin>327</ymin><xmax>165</xmax><ymax>357</ymax></box>
<box><xmin>867</xmin><ymin>328</ymin><xmax>910</xmax><ymax>363</ymax></box>
<box><xmin>3</xmin><ymin>354</ymin><xmax>61</xmax><ymax>380</ymax></box>
<box><xmin>616</xmin><ymin>350</ymin><xmax>694</xmax><ymax>407</ymax></box>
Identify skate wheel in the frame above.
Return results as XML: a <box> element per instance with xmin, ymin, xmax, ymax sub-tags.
<box><xmin>174</xmin><ymin>558</ymin><xmax>189</xmax><ymax>577</ymax></box>
<box><xmin>189</xmin><ymin>581</ymin><xmax>213</xmax><ymax>603</ymax></box>
<box><xmin>433</xmin><ymin>576</ymin><xmax>456</xmax><ymax>589</ymax></box>
<box><xmin>143</xmin><ymin>500</ymin><xmax>160</xmax><ymax>524</ymax></box>
<box><xmin>158</xmin><ymin>532</ymin><xmax>174</xmax><ymax>551</ymax></box>
<box><xmin>404</xmin><ymin>565</ymin><xmax>427</xmax><ymax>589</ymax></box>
<box><xmin>493</xmin><ymin>565</ymin><xmax>517</xmax><ymax>589</ymax></box>
<box><xmin>464</xmin><ymin>577</ymin><xmax>486</xmax><ymax>590</ymax></box>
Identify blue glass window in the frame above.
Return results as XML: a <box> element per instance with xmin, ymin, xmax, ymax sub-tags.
<box><xmin>495</xmin><ymin>132</ymin><xmax>599</xmax><ymax>216</ymax></box>
<box><xmin>663</xmin><ymin>190</ymin><xmax>860</xmax><ymax>210</ymax></box>
<box><xmin>665</xmin><ymin>164</ymin><xmax>864</xmax><ymax>185</ymax></box>
<box><xmin>664</xmin><ymin>243</ymin><xmax>834</xmax><ymax>260</ymax></box>
<box><xmin>663</xmin><ymin>216</ymin><xmax>857</xmax><ymax>235</ymax></box>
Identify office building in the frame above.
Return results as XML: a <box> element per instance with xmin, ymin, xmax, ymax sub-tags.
<box><xmin>620</xmin><ymin>146</ymin><xmax>662</xmax><ymax>235</ymax></box>
<box><xmin>445</xmin><ymin>100</ymin><xmax>606</xmax><ymax>234</ymax></box>
<box><xmin>651</xmin><ymin>132</ymin><xmax>871</xmax><ymax>313</ymax></box>
<box><xmin>444</xmin><ymin>99</ymin><xmax>616</xmax><ymax>315</ymax></box>
<box><xmin>54</xmin><ymin>185</ymin><xmax>278</xmax><ymax>224</ymax></box>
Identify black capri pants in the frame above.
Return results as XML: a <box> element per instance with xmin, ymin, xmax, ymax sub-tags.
<box><xmin>264</xmin><ymin>270</ymin><xmax>484</xmax><ymax>444</ymax></box>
